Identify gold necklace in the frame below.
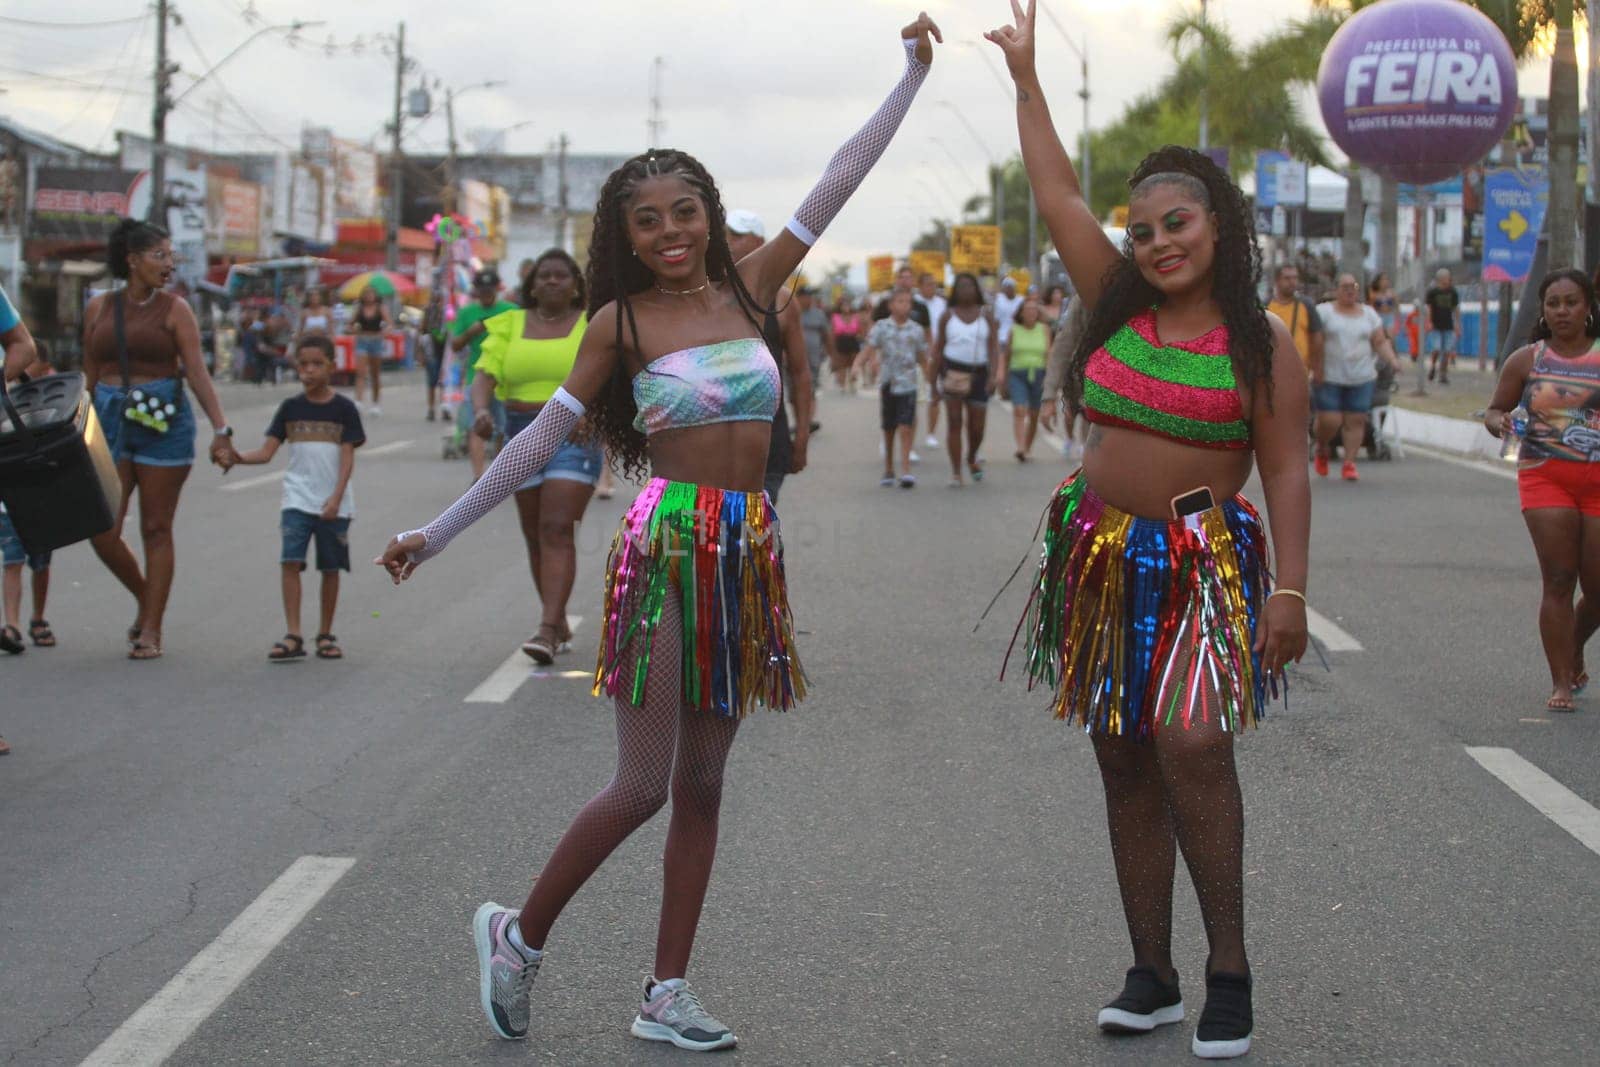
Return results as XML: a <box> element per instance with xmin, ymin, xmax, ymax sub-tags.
<box><xmin>655</xmin><ymin>281</ymin><xmax>710</xmax><ymax>296</ymax></box>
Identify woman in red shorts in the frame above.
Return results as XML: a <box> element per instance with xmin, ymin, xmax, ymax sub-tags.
<box><xmin>1486</xmin><ymin>268</ymin><xmax>1600</xmax><ymax>711</ymax></box>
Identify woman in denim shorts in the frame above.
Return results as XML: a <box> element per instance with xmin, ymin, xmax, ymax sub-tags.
<box><xmin>348</xmin><ymin>286</ymin><xmax>390</xmax><ymax>415</ymax></box>
<box><xmin>470</xmin><ymin>249</ymin><xmax>601</xmax><ymax>664</ymax></box>
<box><xmin>83</xmin><ymin>218</ymin><xmax>238</xmax><ymax>659</ymax></box>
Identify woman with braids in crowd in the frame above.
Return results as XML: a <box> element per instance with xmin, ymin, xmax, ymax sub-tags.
<box><xmin>989</xmin><ymin>2</ymin><xmax>1308</xmax><ymax>1059</ymax></box>
<box><xmin>378</xmin><ymin>13</ymin><xmax>940</xmax><ymax>1051</ymax></box>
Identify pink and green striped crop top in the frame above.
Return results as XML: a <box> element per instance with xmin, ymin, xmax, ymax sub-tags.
<box><xmin>1081</xmin><ymin>309</ymin><xmax>1249</xmax><ymax>449</ymax></box>
<box><xmin>632</xmin><ymin>337</ymin><xmax>781</xmax><ymax>437</ymax></box>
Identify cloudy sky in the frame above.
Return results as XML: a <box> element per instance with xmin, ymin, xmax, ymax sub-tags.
<box><xmin>1</xmin><ymin>0</ymin><xmax>1571</xmax><ymax>275</ymax></box>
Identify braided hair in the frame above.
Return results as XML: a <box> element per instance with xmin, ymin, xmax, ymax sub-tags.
<box><xmin>584</xmin><ymin>148</ymin><xmax>769</xmax><ymax>479</ymax></box>
<box><xmin>1064</xmin><ymin>146</ymin><xmax>1273</xmax><ymax>414</ymax></box>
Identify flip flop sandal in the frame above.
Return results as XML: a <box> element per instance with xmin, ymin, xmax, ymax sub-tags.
<box><xmin>127</xmin><ymin>623</ymin><xmax>141</xmax><ymax>647</ymax></box>
<box><xmin>268</xmin><ymin>634</ymin><xmax>306</xmax><ymax>662</ymax></box>
<box><xmin>0</xmin><ymin>626</ymin><xmax>24</xmax><ymax>655</ymax></box>
<box><xmin>1546</xmin><ymin>694</ymin><xmax>1576</xmax><ymax>713</ymax></box>
<box><xmin>1573</xmin><ymin>672</ymin><xmax>1589</xmax><ymax>695</ymax></box>
<box><xmin>28</xmin><ymin>619</ymin><xmax>55</xmax><ymax>647</ymax></box>
<box><xmin>128</xmin><ymin>642</ymin><xmax>163</xmax><ymax>660</ymax></box>
<box><xmin>314</xmin><ymin>633</ymin><xmax>343</xmax><ymax>660</ymax></box>
<box><xmin>969</xmin><ymin>461</ymin><xmax>985</xmax><ymax>482</ymax></box>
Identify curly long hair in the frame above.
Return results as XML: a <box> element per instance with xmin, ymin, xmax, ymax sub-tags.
<box><xmin>1532</xmin><ymin>268</ymin><xmax>1600</xmax><ymax>341</ymax></box>
<box><xmin>584</xmin><ymin>148</ymin><xmax>768</xmax><ymax>479</ymax></box>
<box><xmin>1064</xmin><ymin>146</ymin><xmax>1273</xmax><ymax>412</ymax></box>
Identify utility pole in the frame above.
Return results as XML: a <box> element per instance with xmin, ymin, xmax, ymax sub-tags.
<box><xmin>1196</xmin><ymin>0</ymin><xmax>1209</xmax><ymax>150</ymax></box>
<box><xmin>556</xmin><ymin>133</ymin><xmax>570</xmax><ymax>252</ymax></box>
<box><xmin>1078</xmin><ymin>36</ymin><xmax>1091</xmax><ymax>218</ymax></box>
<box><xmin>444</xmin><ymin>88</ymin><xmax>458</xmax><ymax>216</ymax></box>
<box><xmin>386</xmin><ymin>21</ymin><xmax>405</xmax><ymax>271</ymax></box>
<box><xmin>647</xmin><ymin>57</ymin><xmax>665</xmax><ymax>147</ymax></box>
<box><xmin>149</xmin><ymin>0</ymin><xmax>175</xmax><ymax>224</ymax></box>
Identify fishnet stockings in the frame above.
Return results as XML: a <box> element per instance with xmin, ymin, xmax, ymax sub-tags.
<box><xmin>517</xmin><ymin>586</ymin><xmax>740</xmax><ymax>979</ymax></box>
<box><xmin>1090</xmin><ymin>656</ymin><xmax>1248</xmax><ymax>980</ymax></box>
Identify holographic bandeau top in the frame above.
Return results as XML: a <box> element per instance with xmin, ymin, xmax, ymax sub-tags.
<box><xmin>632</xmin><ymin>337</ymin><xmax>781</xmax><ymax>436</ymax></box>
<box><xmin>1082</xmin><ymin>309</ymin><xmax>1249</xmax><ymax>449</ymax></box>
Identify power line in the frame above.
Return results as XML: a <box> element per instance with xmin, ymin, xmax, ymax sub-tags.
<box><xmin>0</xmin><ymin>13</ymin><xmax>148</xmax><ymax>30</ymax></box>
<box><xmin>174</xmin><ymin>17</ymin><xmax>296</xmax><ymax>149</ymax></box>
<box><xmin>48</xmin><ymin>10</ymin><xmax>151</xmax><ymax>140</ymax></box>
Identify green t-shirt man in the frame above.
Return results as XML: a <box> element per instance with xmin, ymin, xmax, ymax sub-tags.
<box><xmin>451</xmin><ymin>270</ymin><xmax>517</xmax><ymax>385</ymax></box>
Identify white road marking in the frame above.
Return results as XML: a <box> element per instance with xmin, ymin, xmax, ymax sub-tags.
<box><xmin>220</xmin><ymin>440</ymin><xmax>414</xmax><ymax>492</ymax></box>
<box><xmin>464</xmin><ymin>617</ymin><xmax>585</xmax><ymax>703</ymax></box>
<box><xmin>1467</xmin><ymin>746</ymin><xmax>1600</xmax><ymax>858</ymax></box>
<box><xmin>1305</xmin><ymin>607</ymin><xmax>1363</xmax><ymax>652</ymax></box>
<box><xmin>80</xmin><ymin>855</ymin><xmax>355</xmax><ymax>1067</ymax></box>
<box><xmin>1407</xmin><ymin>442</ymin><xmax>1518</xmax><ymax>482</ymax></box>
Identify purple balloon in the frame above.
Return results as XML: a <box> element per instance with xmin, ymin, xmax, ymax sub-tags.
<box><xmin>1317</xmin><ymin>0</ymin><xmax>1517</xmax><ymax>185</ymax></box>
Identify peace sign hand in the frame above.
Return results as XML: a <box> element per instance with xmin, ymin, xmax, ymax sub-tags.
<box><xmin>901</xmin><ymin>12</ymin><xmax>943</xmax><ymax>65</ymax></box>
<box><xmin>984</xmin><ymin>0</ymin><xmax>1038</xmax><ymax>83</ymax></box>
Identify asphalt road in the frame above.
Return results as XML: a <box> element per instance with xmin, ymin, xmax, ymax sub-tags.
<box><xmin>3</xmin><ymin>371</ymin><xmax>1597</xmax><ymax>1065</ymax></box>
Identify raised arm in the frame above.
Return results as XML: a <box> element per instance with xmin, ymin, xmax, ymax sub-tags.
<box><xmin>740</xmin><ymin>15</ymin><xmax>941</xmax><ymax>303</ymax></box>
<box><xmin>378</xmin><ymin>305</ymin><xmax>622</xmax><ymax>578</ymax></box>
<box><xmin>987</xmin><ymin>1</ymin><xmax>1118</xmax><ymax>307</ymax></box>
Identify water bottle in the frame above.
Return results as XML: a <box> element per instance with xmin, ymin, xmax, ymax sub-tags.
<box><xmin>1499</xmin><ymin>405</ymin><xmax>1529</xmax><ymax>462</ymax></box>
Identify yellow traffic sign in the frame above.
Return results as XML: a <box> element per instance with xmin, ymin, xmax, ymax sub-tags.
<box><xmin>950</xmin><ymin>225</ymin><xmax>1002</xmax><ymax>274</ymax></box>
<box><xmin>908</xmin><ymin>249</ymin><xmax>946</xmax><ymax>282</ymax></box>
<box><xmin>867</xmin><ymin>255</ymin><xmax>896</xmax><ymax>292</ymax></box>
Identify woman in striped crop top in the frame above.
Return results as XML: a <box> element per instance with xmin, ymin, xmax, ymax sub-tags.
<box><xmin>1485</xmin><ymin>268</ymin><xmax>1600</xmax><ymax>713</ymax></box>
<box><xmin>992</xmin><ymin>4</ymin><xmax>1308</xmax><ymax>1055</ymax></box>
<box><xmin>379</xmin><ymin>15</ymin><xmax>942</xmax><ymax>1048</ymax></box>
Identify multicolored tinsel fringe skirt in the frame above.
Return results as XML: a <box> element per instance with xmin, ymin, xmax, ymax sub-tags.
<box><xmin>593</xmin><ymin>478</ymin><xmax>807</xmax><ymax>718</ymax></box>
<box><xmin>1006</xmin><ymin>473</ymin><xmax>1275</xmax><ymax>738</ymax></box>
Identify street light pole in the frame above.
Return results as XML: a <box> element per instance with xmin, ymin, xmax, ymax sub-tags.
<box><xmin>386</xmin><ymin>21</ymin><xmax>405</xmax><ymax>272</ymax></box>
<box><xmin>443</xmin><ymin>80</ymin><xmax>505</xmax><ymax>217</ymax></box>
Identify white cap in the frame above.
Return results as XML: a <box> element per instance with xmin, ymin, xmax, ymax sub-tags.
<box><xmin>726</xmin><ymin>209</ymin><xmax>766</xmax><ymax>239</ymax></box>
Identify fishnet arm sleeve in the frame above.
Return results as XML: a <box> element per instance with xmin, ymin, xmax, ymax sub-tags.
<box><xmin>785</xmin><ymin>39</ymin><xmax>929</xmax><ymax>246</ymax></box>
<box><xmin>398</xmin><ymin>388</ymin><xmax>585</xmax><ymax>562</ymax></box>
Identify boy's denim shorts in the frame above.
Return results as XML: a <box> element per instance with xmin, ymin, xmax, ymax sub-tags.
<box><xmin>281</xmin><ymin>509</ymin><xmax>352</xmax><ymax>572</ymax></box>
<box><xmin>0</xmin><ymin>510</ymin><xmax>50</xmax><ymax>570</ymax></box>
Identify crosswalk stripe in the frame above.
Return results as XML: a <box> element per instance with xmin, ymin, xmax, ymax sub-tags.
<box><xmin>1466</xmin><ymin>746</ymin><xmax>1600</xmax><ymax>858</ymax></box>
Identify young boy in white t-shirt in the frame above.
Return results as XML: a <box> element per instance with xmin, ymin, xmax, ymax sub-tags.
<box><xmin>228</xmin><ymin>336</ymin><xmax>365</xmax><ymax>660</ymax></box>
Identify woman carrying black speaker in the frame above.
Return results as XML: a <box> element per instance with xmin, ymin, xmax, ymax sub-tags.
<box><xmin>81</xmin><ymin>218</ymin><xmax>237</xmax><ymax>659</ymax></box>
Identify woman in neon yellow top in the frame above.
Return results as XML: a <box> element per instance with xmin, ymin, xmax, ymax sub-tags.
<box><xmin>471</xmin><ymin>249</ymin><xmax>600</xmax><ymax>663</ymax></box>
<box><xmin>999</xmin><ymin>293</ymin><xmax>1053</xmax><ymax>461</ymax></box>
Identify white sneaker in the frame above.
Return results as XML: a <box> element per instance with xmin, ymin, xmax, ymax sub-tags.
<box><xmin>909</xmin><ymin>450</ymin><xmax>921</xmax><ymax>463</ymax></box>
<box><xmin>925</xmin><ymin>434</ymin><xmax>938</xmax><ymax>448</ymax></box>
<box><xmin>368</xmin><ymin>405</ymin><xmax>382</xmax><ymax>418</ymax></box>
<box><xmin>631</xmin><ymin>977</ymin><xmax>737</xmax><ymax>1051</ymax></box>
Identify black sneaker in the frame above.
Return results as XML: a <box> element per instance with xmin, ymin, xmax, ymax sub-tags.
<box><xmin>1097</xmin><ymin>966</ymin><xmax>1184</xmax><ymax>1033</ymax></box>
<box><xmin>1192</xmin><ymin>971</ymin><xmax>1253</xmax><ymax>1059</ymax></box>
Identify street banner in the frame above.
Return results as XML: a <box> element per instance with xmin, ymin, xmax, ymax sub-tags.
<box><xmin>30</xmin><ymin>167</ymin><xmax>141</xmax><ymax>241</ymax></box>
<box><xmin>1275</xmin><ymin>161</ymin><xmax>1309</xmax><ymax>208</ymax></box>
<box><xmin>908</xmin><ymin>249</ymin><xmax>945</xmax><ymax>281</ymax></box>
<box><xmin>1482</xmin><ymin>166</ymin><xmax>1549</xmax><ymax>284</ymax></box>
<box><xmin>1254</xmin><ymin>149</ymin><xmax>1289</xmax><ymax>208</ymax></box>
<box><xmin>867</xmin><ymin>255</ymin><xmax>895</xmax><ymax>292</ymax></box>
<box><xmin>950</xmin><ymin>224</ymin><xmax>1001</xmax><ymax>274</ymax></box>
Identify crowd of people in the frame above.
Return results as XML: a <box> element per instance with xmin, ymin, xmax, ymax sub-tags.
<box><xmin>3</xmin><ymin>1</ymin><xmax>1599</xmax><ymax>1060</ymax></box>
